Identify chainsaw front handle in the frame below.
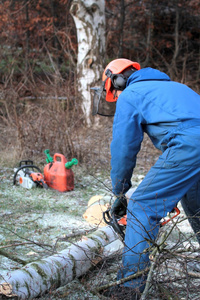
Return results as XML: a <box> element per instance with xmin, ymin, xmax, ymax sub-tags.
<box><xmin>103</xmin><ymin>209</ymin><xmax>125</xmax><ymax>240</ymax></box>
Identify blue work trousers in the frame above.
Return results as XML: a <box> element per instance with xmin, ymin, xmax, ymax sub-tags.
<box><xmin>118</xmin><ymin>126</ymin><xmax>200</xmax><ymax>291</ymax></box>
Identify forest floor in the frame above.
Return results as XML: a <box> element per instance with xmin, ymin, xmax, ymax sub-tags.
<box><xmin>0</xmin><ymin>128</ymin><xmax>200</xmax><ymax>299</ymax></box>
<box><xmin>1</xmin><ymin>163</ymin><xmax>199</xmax><ymax>299</ymax></box>
<box><xmin>0</xmin><ymin>164</ymin><xmax>144</xmax><ymax>299</ymax></box>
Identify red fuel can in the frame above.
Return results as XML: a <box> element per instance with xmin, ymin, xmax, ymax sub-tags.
<box><xmin>44</xmin><ymin>153</ymin><xmax>78</xmax><ymax>192</ymax></box>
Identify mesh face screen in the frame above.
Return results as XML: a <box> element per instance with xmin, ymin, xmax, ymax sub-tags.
<box><xmin>91</xmin><ymin>87</ymin><xmax>116</xmax><ymax>117</ymax></box>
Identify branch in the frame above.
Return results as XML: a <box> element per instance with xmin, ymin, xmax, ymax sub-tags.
<box><xmin>0</xmin><ymin>225</ymin><xmax>54</xmax><ymax>253</ymax></box>
<box><xmin>0</xmin><ymin>249</ymin><xmax>26</xmax><ymax>266</ymax></box>
<box><xmin>168</xmin><ymin>266</ymin><xmax>200</xmax><ymax>279</ymax></box>
<box><xmin>94</xmin><ymin>267</ymin><xmax>150</xmax><ymax>293</ymax></box>
<box><xmin>0</xmin><ymin>242</ymin><xmax>33</xmax><ymax>249</ymax></box>
<box><xmin>52</xmin><ymin>227</ymin><xmax>97</xmax><ymax>252</ymax></box>
<box><xmin>141</xmin><ymin>232</ymin><xmax>167</xmax><ymax>300</ymax></box>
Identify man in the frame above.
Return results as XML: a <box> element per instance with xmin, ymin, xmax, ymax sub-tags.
<box><xmin>93</xmin><ymin>58</ymin><xmax>200</xmax><ymax>299</ymax></box>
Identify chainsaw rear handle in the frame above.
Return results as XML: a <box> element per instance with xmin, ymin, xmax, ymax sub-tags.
<box><xmin>103</xmin><ymin>207</ymin><xmax>180</xmax><ymax>227</ymax></box>
<box><xmin>103</xmin><ymin>205</ymin><xmax>180</xmax><ymax>241</ymax></box>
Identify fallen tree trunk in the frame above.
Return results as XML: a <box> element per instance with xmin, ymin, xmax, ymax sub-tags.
<box><xmin>0</xmin><ymin>226</ymin><xmax>123</xmax><ymax>299</ymax></box>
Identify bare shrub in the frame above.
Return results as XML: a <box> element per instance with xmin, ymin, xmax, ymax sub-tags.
<box><xmin>81</xmin><ymin>211</ymin><xmax>200</xmax><ymax>300</ymax></box>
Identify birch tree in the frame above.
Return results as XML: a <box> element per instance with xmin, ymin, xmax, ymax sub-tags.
<box><xmin>0</xmin><ymin>226</ymin><xmax>123</xmax><ymax>299</ymax></box>
<box><xmin>70</xmin><ymin>0</ymin><xmax>106</xmax><ymax>125</ymax></box>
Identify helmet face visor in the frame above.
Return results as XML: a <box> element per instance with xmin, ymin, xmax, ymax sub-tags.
<box><xmin>91</xmin><ymin>86</ymin><xmax>116</xmax><ymax>116</ymax></box>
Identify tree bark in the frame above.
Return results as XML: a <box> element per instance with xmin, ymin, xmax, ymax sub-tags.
<box><xmin>118</xmin><ymin>0</ymin><xmax>125</xmax><ymax>58</ymax></box>
<box><xmin>0</xmin><ymin>226</ymin><xmax>123</xmax><ymax>299</ymax></box>
<box><xmin>70</xmin><ymin>0</ymin><xmax>106</xmax><ymax>125</ymax></box>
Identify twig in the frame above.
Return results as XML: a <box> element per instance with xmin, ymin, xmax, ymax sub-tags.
<box><xmin>0</xmin><ymin>225</ymin><xmax>53</xmax><ymax>252</ymax></box>
<box><xmin>0</xmin><ymin>242</ymin><xmax>33</xmax><ymax>249</ymax></box>
<box><xmin>59</xmin><ymin>228</ymin><xmax>97</xmax><ymax>240</ymax></box>
<box><xmin>52</xmin><ymin>227</ymin><xmax>97</xmax><ymax>252</ymax></box>
<box><xmin>94</xmin><ymin>267</ymin><xmax>150</xmax><ymax>293</ymax></box>
<box><xmin>0</xmin><ymin>249</ymin><xmax>26</xmax><ymax>266</ymax></box>
<box><xmin>157</xmin><ymin>283</ymin><xmax>180</xmax><ymax>300</ymax></box>
<box><xmin>163</xmin><ymin>248</ymin><xmax>200</xmax><ymax>261</ymax></box>
<box><xmin>141</xmin><ymin>232</ymin><xmax>168</xmax><ymax>300</ymax></box>
<box><xmin>167</xmin><ymin>266</ymin><xmax>200</xmax><ymax>278</ymax></box>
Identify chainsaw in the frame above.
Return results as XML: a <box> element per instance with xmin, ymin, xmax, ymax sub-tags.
<box><xmin>103</xmin><ymin>206</ymin><xmax>180</xmax><ymax>241</ymax></box>
<box><xmin>13</xmin><ymin>160</ymin><xmax>48</xmax><ymax>189</ymax></box>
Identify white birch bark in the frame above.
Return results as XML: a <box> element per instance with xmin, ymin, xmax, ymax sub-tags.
<box><xmin>70</xmin><ymin>0</ymin><xmax>106</xmax><ymax>125</ymax></box>
<box><xmin>0</xmin><ymin>226</ymin><xmax>123</xmax><ymax>299</ymax></box>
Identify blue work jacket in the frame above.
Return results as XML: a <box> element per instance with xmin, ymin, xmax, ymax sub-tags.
<box><xmin>111</xmin><ymin>67</ymin><xmax>200</xmax><ymax>196</ymax></box>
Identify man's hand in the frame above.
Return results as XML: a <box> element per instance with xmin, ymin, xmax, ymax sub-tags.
<box><xmin>111</xmin><ymin>195</ymin><xmax>127</xmax><ymax>217</ymax></box>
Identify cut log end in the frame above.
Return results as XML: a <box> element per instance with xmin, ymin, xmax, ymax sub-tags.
<box><xmin>0</xmin><ymin>283</ymin><xmax>17</xmax><ymax>298</ymax></box>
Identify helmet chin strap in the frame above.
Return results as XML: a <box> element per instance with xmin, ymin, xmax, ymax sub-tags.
<box><xmin>113</xmin><ymin>89</ymin><xmax>118</xmax><ymax>100</ymax></box>
<box><xmin>113</xmin><ymin>89</ymin><xmax>123</xmax><ymax>100</ymax></box>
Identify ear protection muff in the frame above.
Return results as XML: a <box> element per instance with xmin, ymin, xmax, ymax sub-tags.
<box><xmin>105</xmin><ymin>69</ymin><xmax>128</xmax><ymax>91</ymax></box>
<box><xmin>112</xmin><ymin>74</ymin><xmax>127</xmax><ymax>90</ymax></box>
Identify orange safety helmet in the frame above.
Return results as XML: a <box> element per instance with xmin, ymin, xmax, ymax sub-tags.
<box><xmin>102</xmin><ymin>58</ymin><xmax>141</xmax><ymax>102</ymax></box>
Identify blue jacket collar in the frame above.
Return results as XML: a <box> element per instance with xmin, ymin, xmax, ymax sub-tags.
<box><xmin>127</xmin><ymin>67</ymin><xmax>171</xmax><ymax>86</ymax></box>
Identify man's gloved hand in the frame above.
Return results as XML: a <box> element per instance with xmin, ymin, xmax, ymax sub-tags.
<box><xmin>110</xmin><ymin>195</ymin><xmax>127</xmax><ymax>217</ymax></box>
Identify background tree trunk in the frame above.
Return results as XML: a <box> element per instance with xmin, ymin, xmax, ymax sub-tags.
<box><xmin>118</xmin><ymin>0</ymin><xmax>125</xmax><ymax>57</ymax></box>
<box><xmin>70</xmin><ymin>0</ymin><xmax>106</xmax><ymax>125</ymax></box>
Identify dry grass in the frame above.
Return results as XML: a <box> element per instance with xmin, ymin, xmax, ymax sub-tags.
<box><xmin>0</xmin><ymin>84</ymin><xmax>160</xmax><ymax>173</ymax></box>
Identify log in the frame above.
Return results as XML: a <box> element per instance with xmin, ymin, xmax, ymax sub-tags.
<box><xmin>0</xmin><ymin>226</ymin><xmax>123</xmax><ymax>299</ymax></box>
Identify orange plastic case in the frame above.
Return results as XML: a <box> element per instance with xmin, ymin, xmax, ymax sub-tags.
<box><xmin>44</xmin><ymin>153</ymin><xmax>74</xmax><ymax>192</ymax></box>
